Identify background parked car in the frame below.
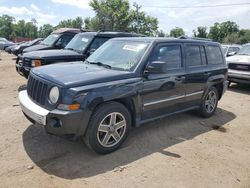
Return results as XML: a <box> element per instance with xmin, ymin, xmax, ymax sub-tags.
<box><xmin>0</xmin><ymin>37</ymin><xmax>15</xmax><ymax>50</ymax></box>
<box><xmin>226</xmin><ymin>43</ymin><xmax>250</xmax><ymax>85</ymax></box>
<box><xmin>16</xmin><ymin>32</ymin><xmax>144</xmax><ymax>78</ymax></box>
<box><xmin>222</xmin><ymin>44</ymin><xmax>241</xmax><ymax>57</ymax></box>
<box><xmin>22</xmin><ymin>28</ymin><xmax>80</xmax><ymax>54</ymax></box>
<box><xmin>11</xmin><ymin>38</ymin><xmax>43</xmax><ymax>56</ymax></box>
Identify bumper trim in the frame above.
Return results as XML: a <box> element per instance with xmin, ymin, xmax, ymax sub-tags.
<box><xmin>19</xmin><ymin>90</ymin><xmax>49</xmax><ymax>125</ymax></box>
<box><xmin>228</xmin><ymin>70</ymin><xmax>250</xmax><ymax>80</ymax></box>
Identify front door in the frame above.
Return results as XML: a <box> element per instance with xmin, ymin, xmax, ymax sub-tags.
<box><xmin>141</xmin><ymin>43</ymin><xmax>186</xmax><ymax>120</ymax></box>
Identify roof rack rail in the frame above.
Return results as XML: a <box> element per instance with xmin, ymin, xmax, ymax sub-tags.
<box><xmin>178</xmin><ymin>35</ymin><xmax>213</xmax><ymax>41</ymax></box>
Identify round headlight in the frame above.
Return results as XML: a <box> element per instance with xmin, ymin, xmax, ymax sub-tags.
<box><xmin>49</xmin><ymin>87</ymin><xmax>59</xmax><ymax>104</ymax></box>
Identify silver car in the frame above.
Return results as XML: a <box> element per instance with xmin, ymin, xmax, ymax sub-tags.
<box><xmin>226</xmin><ymin>43</ymin><xmax>250</xmax><ymax>85</ymax></box>
<box><xmin>222</xmin><ymin>44</ymin><xmax>241</xmax><ymax>57</ymax></box>
<box><xmin>0</xmin><ymin>37</ymin><xmax>14</xmax><ymax>50</ymax></box>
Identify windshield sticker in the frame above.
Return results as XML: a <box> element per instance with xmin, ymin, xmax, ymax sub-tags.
<box><xmin>123</xmin><ymin>44</ymin><xmax>146</xmax><ymax>52</ymax></box>
<box><xmin>81</xmin><ymin>38</ymin><xmax>89</xmax><ymax>42</ymax></box>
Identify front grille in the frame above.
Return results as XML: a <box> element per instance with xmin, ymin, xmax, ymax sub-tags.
<box><xmin>228</xmin><ymin>63</ymin><xmax>250</xmax><ymax>71</ymax></box>
<box><xmin>27</xmin><ymin>75</ymin><xmax>48</xmax><ymax>105</ymax></box>
<box><xmin>23</xmin><ymin>58</ymin><xmax>31</xmax><ymax>67</ymax></box>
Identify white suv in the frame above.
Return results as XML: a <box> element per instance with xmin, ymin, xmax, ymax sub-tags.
<box><xmin>226</xmin><ymin>43</ymin><xmax>250</xmax><ymax>85</ymax></box>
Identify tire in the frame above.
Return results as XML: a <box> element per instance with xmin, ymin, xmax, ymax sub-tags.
<box><xmin>84</xmin><ymin>101</ymin><xmax>131</xmax><ymax>154</ymax></box>
<box><xmin>199</xmin><ymin>86</ymin><xmax>219</xmax><ymax>118</ymax></box>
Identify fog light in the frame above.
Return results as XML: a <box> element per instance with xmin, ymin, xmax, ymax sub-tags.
<box><xmin>48</xmin><ymin>117</ymin><xmax>62</xmax><ymax>128</ymax></box>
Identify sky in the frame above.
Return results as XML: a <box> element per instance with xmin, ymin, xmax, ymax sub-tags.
<box><xmin>0</xmin><ymin>0</ymin><xmax>250</xmax><ymax>35</ymax></box>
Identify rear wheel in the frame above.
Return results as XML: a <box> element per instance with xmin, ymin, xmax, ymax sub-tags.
<box><xmin>84</xmin><ymin>102</ymin><xmax>131</xmax><ymax>154</ymax></box>
<box><xmin>199</xmin><ymin>86</ymin><xmax>219</xmax><ymax>118</ymax></box>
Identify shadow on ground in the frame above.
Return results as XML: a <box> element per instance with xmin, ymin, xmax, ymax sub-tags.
<box><xmin>228</xmin><ymin>83</ymin><xmax>250</xmax><ymax>95</ymax></box>
<box><xmin>23</xmin><ymin>108</ymin><xmax>236</xmax><ymax>179</ymax></box>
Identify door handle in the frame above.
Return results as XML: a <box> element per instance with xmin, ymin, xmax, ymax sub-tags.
<box><xmin>175</xmin><ymin>76</ymin><xmax>185</xmax><ymax>81</ymax></box>
<box><xmin>204</xmin><ymin>72</ymin><xmax>211</xmax><ymax>76</ymax></box>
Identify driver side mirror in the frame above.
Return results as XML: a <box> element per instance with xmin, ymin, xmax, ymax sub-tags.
<box><xmin>145</xmin><ymin>61</ymin><xmax>168</xmax><ymax>74</ymax></box>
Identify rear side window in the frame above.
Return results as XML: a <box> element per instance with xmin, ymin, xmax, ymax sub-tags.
<box><xmin>150</xmin><ymin>45</ymin><xmax>182</xmax><ymax>70</ymax></box>
<box><xmin>206</xmin><ymin>45</ymin><xmax>224</xmax><ymax>64</ymax></box>
<box><xmin>186</xmin><ymin>45</ymin><xmax>206</xmax><ymax>67</ymax></box>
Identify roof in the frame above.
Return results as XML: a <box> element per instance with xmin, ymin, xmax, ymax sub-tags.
<box><xmin>52</xmin><ymin>28</ymin><xmax>81</xmax><ymax>34</ymax></box>
<box><xmin>76</xmin><ymin>31</ymin><xmax>145</xmax><ymax>38</ymax></box>
<box><xmin>110</xmin><ymin>37</ymin><xmax>221</xmax><ymax>45</ymax></box>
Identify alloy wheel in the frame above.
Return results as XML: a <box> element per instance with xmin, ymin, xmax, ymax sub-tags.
<box><xmin>97</xmin><ymin>112</ymin><xmax>127</xmax><ymax>147</ymax></box>
<box><xmin>205</xmin><ymin>90</ymin><xmax>217</xmax><ymax>113</ymax></box>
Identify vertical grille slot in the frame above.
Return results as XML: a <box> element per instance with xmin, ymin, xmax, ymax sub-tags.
<box><xmin>41</xmin><ymin>84</ymin><xmax>48</xmax><ymax>105</ymax></box>
<box><xmin>26</xmin><ymin>74</ymin><xmax>49</xmax><ymax>106</ymax></box>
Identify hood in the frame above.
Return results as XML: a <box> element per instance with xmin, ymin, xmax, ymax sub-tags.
<box><xmin>32</xmin><ymin>62</ymin><xmax>135</xmax><ymax>87</ymax></box>
<box><xmin>23</xmin><ymin>44</ymin><xmax>52</xmax><ymax>53</ymax></box>
<box><xmin>23</xmin><ymin>49</ymin><xmax>81</xmax><ymax>59</ymax></box>
<box><xmin>226</xmin><ymin>55</ymin><xmax>250</xmax><ymax>64</ymax></box>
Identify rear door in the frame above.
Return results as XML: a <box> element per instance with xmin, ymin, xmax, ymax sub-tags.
<box><xmin>184</xmin><ymin>43</ymin><xmax>208</xmax><ymax>106</ymax></box>
<box><xmin>141</xmin><ymin>43</ymin><xmax>186</xmax><ymax>120</ymax></box>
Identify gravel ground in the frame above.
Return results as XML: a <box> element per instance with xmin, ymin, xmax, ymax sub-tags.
<box><xmin>0</xmin><ymin>52</ymin><xmax>250</xmax><ymax>188</ymax></box>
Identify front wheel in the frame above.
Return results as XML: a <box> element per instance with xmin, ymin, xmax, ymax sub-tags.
<box><xmin>199</xmin><ymin>86</ymin><xmax>219</xmax><ymax>118</ymax></box>
<box><xmin>84</xmin><ymin>102</ymin><xmax>131</xmax><ymax>154</ymax></box>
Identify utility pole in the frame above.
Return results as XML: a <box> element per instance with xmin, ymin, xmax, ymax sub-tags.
<box><xmin>133</xmin><ymin>2</ymin><xmax>141</xmax><ymax>33</ymax></box>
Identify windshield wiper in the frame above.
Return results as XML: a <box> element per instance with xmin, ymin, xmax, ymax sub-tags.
<box><xmin>65</xmin><ymin>48</ymin><xmax>81</xmax><ymax>53</ymax></box>
<box><xmin>86</xmin><ymin>60</ymin><xmax>112</xmax><ymax>69</ymax></box>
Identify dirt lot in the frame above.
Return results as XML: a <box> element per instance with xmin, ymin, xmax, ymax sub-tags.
<box><xmin>0</xmin><ymin>52</ymin><xmax>250</xmax><ymax>188</ymax></box>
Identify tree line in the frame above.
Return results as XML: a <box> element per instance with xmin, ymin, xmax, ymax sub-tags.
<box><xmin>0</xmin><ymin>0</ymin><xmax>250</xmax><ymax>44</ymax></box>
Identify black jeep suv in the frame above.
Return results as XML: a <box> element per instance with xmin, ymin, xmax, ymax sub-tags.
<box><xmin>16</xmin><ymin>32</ymin><xmax>143</xmax><ymax>78</ymax></box>
<box><xmin>23</xmin><ymin>28</ymin><xmax>80</xmax><ymax>53</ymax></box>
<box><xmin>19</xmin><ymin>37</ymin><xmax>228</xmax><ymax>154</ymax></box>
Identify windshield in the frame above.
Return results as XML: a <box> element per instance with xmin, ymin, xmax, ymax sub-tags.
<box><xmin>87</xmin><ymin>40</ymin><xmax>149</xmax><ymax>71</ymax></box>
<box><xmin>222</xmin><ymin>46</ymin><xmax>228</xmax><ymax>55</ymax></box>
<box><xmin>41</xmin><ymin>34</ymin><xmax>60</xmax><ymax>46</ymax></box>
<box><xmin>65</xmin><ymin>34</ymin><xmax>93</xmax><ymax>52</ymax></box>
<box><xmin>237</xmin><ymin>45</ymin><xmax>250</xmax><ymax>56</ymax></box>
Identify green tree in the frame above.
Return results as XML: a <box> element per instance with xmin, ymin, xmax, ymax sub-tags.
<box><xmin>12</xmin><ymin>19</ymin><xmax>38</xmax><ymax>38</ymax></box>
<box><xmin>89</xmin><ymin>0</ymin><xmax>131</xmax><ymax>31</ymax></box>
<box><xmin>85</xmin><ymin>0</ymin><xmax>158</xmax><ymax>35</ymax></box>
<box><xmin>223</xmin><ymin>33</ymin><xmax>240</xmax><ymax>44</ymax></box>
<box><xmin>13</xmin><ymin>20</ymin><xmax>26</xmax><ymax>38</ymax></box>
<box><xmin>208</xmin><ymin>21</ymin><xmax>239</xmax><ymax>42</ymax></box>
<box><xmin>170</xmin><ymin>27</ymin><xmax>185</xmax><ymax>37</ymax></box>
<box><xmin>239</xmin><ymin>29</ymin><xmax>250</xmax><ymax>44</ymax></box>
<box><xmin>57</xmin><ymin>17</ymin><xmax>83</xmax><ymax>29</ymax></box>
<box><xmin>0</xmin><ymin>14</ymin><xmax>15</xmax><ymax>40</ymax></box>
<box><xmin>38</xmin><ymin>24</ymin><xmax>54</xmax><ymax>38</ymax></box>
<box><xmin>193</xmin><ymin>26</ymin><xmax>208</xmax><ymax>38</ymax></box>
<box><xmin>129</xmin><ymin>9</ymin><xmax>158</xmax><ymax>36</ymax></box>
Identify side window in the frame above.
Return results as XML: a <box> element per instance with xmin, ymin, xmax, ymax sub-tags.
<box><xmin>150</xmin><ymin>45</ymin><xmax>182</xmax><ymax>70</ymax></box>
<box><xmin>89</xmin><ymin>37</ymin><xmax>110</xmax><ymax>50</ymax></box>
<box><xmin>232</xmin><ymin>47</ymin><xmax>240</xmax><ymax>53</ymax></box>
<box><xmin>186</xmin><ymin>45</ymin><xmax>203</xmax><ymax>67</ymax></box>
<box><xmin>56</xmin><ymin>35</ymin><xmax>74</xmax><ymax>48</ymax></box>
<box><xmin>206</xmin><ymin>45</ymin><xmax>224</xmax><ymax>64</ymax></box>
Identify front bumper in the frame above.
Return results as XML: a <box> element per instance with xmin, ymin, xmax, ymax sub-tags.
<box><xmin>15</xmin><ymin>57</ymin><xmax>30</xmax><ymax>78</ymax></box>
<box><xmin>228</xmin><ymin>69</ymin><xmax>250</xmax><ymax>84</ymax></box>
<box><xmin>19</xmin><ymin>90</ymin><xmax>91</xmax><ymax>137</ymax></box>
